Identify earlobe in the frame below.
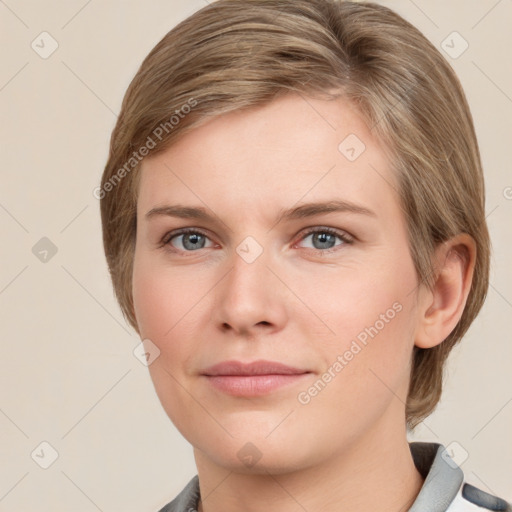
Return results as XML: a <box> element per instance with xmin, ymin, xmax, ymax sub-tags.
<box><xmin>414</xmin><ymin>234</ymin><xmax>477</xmax><ymax>349</ymax></box>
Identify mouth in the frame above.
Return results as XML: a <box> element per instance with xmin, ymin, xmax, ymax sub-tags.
<box><xmin>200</xmin><ymin>360</ymin><xmax>311</xmax><ymax>397</ymax></box>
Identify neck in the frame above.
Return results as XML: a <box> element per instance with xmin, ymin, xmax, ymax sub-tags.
<box><xmin>194</xmin><ymin>415</ymin><xmax>424</xmax><ymax>512</ymax></box>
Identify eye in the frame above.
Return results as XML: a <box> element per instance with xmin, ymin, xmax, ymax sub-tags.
<box><xmin>162</xmin><ymin>228</ymin><xmax>215</xmax><ymax>252</ymax></box>
<box><xmin>161</xmin><ymin>226</ymin><xmax>353</xmax><ymax>255</ymax></box>
<box><xmin>296</xmin><ymin>227</ymin><xmax>353</xmax><ymax>253</ymax></box>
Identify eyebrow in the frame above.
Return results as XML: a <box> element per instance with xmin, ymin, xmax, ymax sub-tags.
<box><xmin>145</xmin><ymin>200</ymin><xmax>376</xmax><ymax>224</ymax></box>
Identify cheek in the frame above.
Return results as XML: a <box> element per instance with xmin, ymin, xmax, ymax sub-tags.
<box><xmin>293</xmin><ymin>277</ymin><xmax>416</xmax><ymax>437</ymax></box>
<box><xmin>132</xmin><ymin>251</ymin><xmax>200</xmax><ymax>341</ymax></box>
<box><xmin>131</xmin><ymin>252</ymin><xmax>213</xmax><ymax>397</ymax></box>
<box><xmin>294</xmin><ymin>254</ymin><xmax>418</xmax><ymax>397</ymax></box>
<box><xmin>297</xmin><ymin>258</ymin><xmax>415</xmax><ymax>346</ymax></box>
<box><xmin>132</xmin><ymin>255</ymin><xmax>200</xmax><ymax>433</ymax></box>
<box><xmin>132</xmin><ymin>262</ymin><xmax>168</xmax><ymax>341</ymax></box>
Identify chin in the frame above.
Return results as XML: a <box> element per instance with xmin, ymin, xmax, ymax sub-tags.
<box><xmin>207</xmin><ymin>447</ymin><xmax>312</xmax><ymax>475</ymax></box>
<box><xmin>191</xmin><ymin>425</ymin><xmax>321</xmax><ymax>475</ymax></box>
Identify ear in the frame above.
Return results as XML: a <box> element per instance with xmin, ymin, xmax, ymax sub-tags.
<box><xmin>414</xmin><ymin>234</ymin><xmax>477</xmax><ymax>349</ymax></box>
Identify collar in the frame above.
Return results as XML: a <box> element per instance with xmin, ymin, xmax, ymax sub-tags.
<box><xmin>408</xmin><ymin>442</ymin><xmax>464</xmax><ymax>511</ymax></box>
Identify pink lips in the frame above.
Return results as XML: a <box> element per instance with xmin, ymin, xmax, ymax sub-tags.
<box><xmin>201</xmin><ymin>360</ymin><xmax>310</xmax><ymax>397</ymax></box>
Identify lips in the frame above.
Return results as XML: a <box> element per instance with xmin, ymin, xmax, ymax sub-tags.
<box><xmin>202</xmin><ymin>360</ymin><xmax>308</xmax><ymax>376</ymax></box>
<box><xmin>201</xmin><ymin>360</ymin><xmax>311</xmax><ymax>397</ymax></box>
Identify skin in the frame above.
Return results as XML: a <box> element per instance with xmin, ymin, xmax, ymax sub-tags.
<box><xmin>132</xmin><ymin>93</ymin><xmax>476</xmax><ymax>512</ymax></box>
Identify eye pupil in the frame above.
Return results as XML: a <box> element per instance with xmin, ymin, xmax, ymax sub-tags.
<box><xmin>183</xmin><ymin>233</ymin><xmax>205</xmax><ymax>250</ymax></box>
<box><xmin>312</xmin><ymin>232</ymin><xmax>336</xmax><ymax>250</ymax></box>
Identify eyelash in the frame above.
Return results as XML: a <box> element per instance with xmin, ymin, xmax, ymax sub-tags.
<box><xmin>160</xmin><ymin>226</ymin><xmax>354</xmax><ymax>255</ymax></box>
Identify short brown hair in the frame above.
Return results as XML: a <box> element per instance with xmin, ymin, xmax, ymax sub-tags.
<box><xmin>100</xmin><ymin>0</ymin><xmax>490</xmax><ymax>429</ymax></box>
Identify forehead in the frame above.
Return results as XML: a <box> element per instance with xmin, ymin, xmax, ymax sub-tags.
<box><xmin>137</xmin><ymin>93</ymin><xmax>400</xmax><ymax>224</ymax></box>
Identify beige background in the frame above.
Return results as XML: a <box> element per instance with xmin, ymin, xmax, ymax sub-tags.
<box><xmin>1</xmin><ymin>0</ymin><xmax>511</xmax><ymax>510</ymax></box>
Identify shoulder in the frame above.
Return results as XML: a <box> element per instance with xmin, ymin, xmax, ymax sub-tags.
<box><xmin>156</xmin><ymin>475</ymin><xmax>200</xmax><ymax>512</ymax></box>
<box><xmin>409</xmin><ymin>441</ymin><xmax>511</xmax><ymax>511</ymax></box>
<box><xmin>446</xmin><ymin>482</ymin><xmax>512</xmax><ymax>511</ymax></box>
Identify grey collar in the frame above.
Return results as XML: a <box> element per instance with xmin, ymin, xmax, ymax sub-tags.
<box><xmin>408</xmin><ymin>442</ymin><xmax>463</xmax><ymax>511</ymax></box>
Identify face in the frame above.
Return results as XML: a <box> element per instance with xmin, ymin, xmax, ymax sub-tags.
<box><xmin>132</xmin><ymin>93</ymin><xmax>422</xmax><ymax>474</ymax></box>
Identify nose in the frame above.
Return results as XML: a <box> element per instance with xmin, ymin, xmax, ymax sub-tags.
<box><xmin>212</xmin><ymin>241</ymin><xmax>287</xmax><ymax>338</ymax></box>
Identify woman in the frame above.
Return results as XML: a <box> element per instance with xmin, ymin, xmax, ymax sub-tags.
<box><xmin>99</xmin><ymin>1</ymin><xmax>511</xmax><ymax>510</ymax></box>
